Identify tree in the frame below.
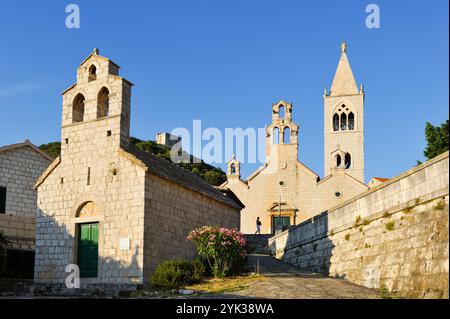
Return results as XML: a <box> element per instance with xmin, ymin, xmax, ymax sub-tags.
<box><xmin>204</xmin><ymin>170</ymin><xmax>226</xmax><ymax>186</ymax></box>
<box><xmin>423</xmin><ymin>120</ymin><xmax>449</xmax><ymax>160</ymax></box>
<box><xmin>38</xmin><ymin>142</ymin><xmax>61</xmax><ymax>159</ymax></box>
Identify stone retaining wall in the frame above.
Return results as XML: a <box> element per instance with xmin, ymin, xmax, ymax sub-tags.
<box><xmin>269</xmin><ymin>151</ymin><xmax>449</xmax><ymax>298</ymax></box>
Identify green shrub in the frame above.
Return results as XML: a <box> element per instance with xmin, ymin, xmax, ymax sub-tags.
<box><xmin>190</xmin><ymin>258</ymin><xmax>206</xmax><ymax>283</ymax></box>
<box><xmin>150</xmin><ymin>259</ymin><xmax>204</xmax><ymax>289</ymax></box>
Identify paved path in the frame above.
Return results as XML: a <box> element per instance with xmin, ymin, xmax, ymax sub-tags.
<box><xmin>221</xmin><ymin>254</ymin><xmax>380</xmax><ymax>299</ymax></box>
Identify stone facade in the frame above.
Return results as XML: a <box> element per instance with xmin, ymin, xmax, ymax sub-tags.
<box><xmin>0</xmin><ymin>140</ymin><xmax>51</xmax><ymax>277</ymax></box>
<box><xmin>269</xmin><ymin>151</ymin><xmax>449</xmax><ymax>298</ymax></box>
<box><xmin>33</xmin><ymin>50</ymin><xmax>241</xmax><ymax>286</ymax></box>
<box><xmin>221</xmin><ymin>43</ymin><xmax>368</xmax><ymax>234</ymax></box>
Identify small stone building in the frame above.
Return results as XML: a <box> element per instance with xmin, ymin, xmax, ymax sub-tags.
<box><xmin>155</xmin><ymin>132</ymin><xmax>181</xmax><ymax>148</ymax></box>
<box><xmin>220</xmin><ymin>42</ymin><xmax>369</xmax><ymax>234</ymax></box>
<box><xmin>33</xmin><ymin>50</ymin><xmax>241</xmax><ymax>286</ymax></box>
<box><xmin>0</xmin><ymin>140</ymin><xmax>52</xmax><ymax>278</ymax></box>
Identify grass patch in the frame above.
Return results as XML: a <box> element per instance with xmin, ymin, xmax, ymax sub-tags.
<box><xmin>185</xmin><ymin>275</ymin><xmax>264</xmax><ymax>294</ymax></box>
<box><xmin>433</xmin><ymin>200</ymin><xmax>445</xmax><ymax>211</ymax></box>
<box><xmin>379</xmin><ymin>285</ymin><xmax>401</xmax><ymax>299</ymax></box>
<box><xmin>362</xmin><ymin>219</ymin><xmax>370</xmax><ymax>226</ymax></box>
<box><xmin>344</xmin><ymin>233</ymin><xmax>351</xmax><ymax>241</ymax></box>
<box><xmin>354</xmin><ymin>215</ymin><xmax>361</xmax><ymax>227</ymax></box>
<box><xmin>382</xmin><ymin>211</ymin><xmax>390</xmax><ymax>218</ymax></box>
<box><xmin>385</xmin><ymin>221</ymin><xmax>395</xmax><ymax>231</ymax></box>
<box><xmin>403</xmin><ymin>206</ymin><xmax>413</xmax><ymax>214</ymax></box>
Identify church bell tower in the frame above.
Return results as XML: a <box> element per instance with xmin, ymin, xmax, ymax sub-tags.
<box><xmin>324</xmin><ymin>41</ymin><xmax>365</xmax><ymax>183</ymax></box>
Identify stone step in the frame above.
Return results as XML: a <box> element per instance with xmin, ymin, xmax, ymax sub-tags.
<box><xmin>244</xmin><ymin>234</ymin><xmax>272</xmax><ymax>254</ymax></box>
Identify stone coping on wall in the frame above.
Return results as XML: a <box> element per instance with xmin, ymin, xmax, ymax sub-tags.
<box><xmin>270</xmin><ymin>151</ymin><xmax>449</xmax><ymax>243</ymax></box>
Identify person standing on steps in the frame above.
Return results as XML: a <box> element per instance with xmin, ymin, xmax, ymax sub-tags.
<box><xmin>255</xmin><ymin>217</ymin><xmax>262</xmax><ymax>234</ymax></box>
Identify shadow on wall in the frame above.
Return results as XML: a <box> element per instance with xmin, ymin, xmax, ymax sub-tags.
<box><xmin>33</xmin><ymin>211</ymin><xmax>143</xmax><ymax>295</ymax></box>
<box><xmin>269</xmin><ymin>212</ymin><xmax>336</xmax><ymax>277</ymax></box>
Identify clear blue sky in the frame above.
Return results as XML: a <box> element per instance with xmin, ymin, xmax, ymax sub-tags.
<box><xmin>0</xmin><ymin>0</ymin><xmax>448</xmax><ymax>182</ymax></box>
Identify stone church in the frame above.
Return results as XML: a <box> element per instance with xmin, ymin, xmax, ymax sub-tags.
<box><xmin>220</xmin><ymin>42</ymin><xmax>369</xmax><ymax>234</ymax></box>
<box><xmin>33</xmin><ymin>50</ymin><xmax>241</xmax><ymax>286</ymax></box>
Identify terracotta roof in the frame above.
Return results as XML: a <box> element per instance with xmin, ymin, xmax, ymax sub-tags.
<box><xmin>0</xmin><ymin>139</ymin><xmax>52</xmax><ymax>162</ymax></box>
<box><xmin>372</xmin><ymin>177</ymin><xmax>389</xmax><ymax>182</ymax></box>
<box><xmin>119</xmin><ymin>143</ymin><xmax>241</xmax><ymax>209</ymax></box>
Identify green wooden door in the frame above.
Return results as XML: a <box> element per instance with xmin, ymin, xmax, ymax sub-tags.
<box><xmin>272</xmin><ymin>216</ymin><xmax>290</xmax><ymax>234</ymax></box>
<box><xmin>78</xmin><ymin>223</ymin><xmax>99</xmax><ymax>278</ymax></box>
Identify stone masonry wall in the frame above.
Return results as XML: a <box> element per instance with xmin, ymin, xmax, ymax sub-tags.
<box><xmin>143</xmin><ymin>173</ymin><xmax>240</xmax><ymax>279</ymax></box>
<box><xmin>35</xmin><ymin>151</ymin><xmax>146</xmax><ymax>286</ymax></box>
<box><xmin>0</xmin><ymin>214</ymin><xmax>35</xmax><ymax>251</ymax></box>
<box><xmin>0</xmin><ymin>146</ymin><xmax>50</xmax><ymax>219</ymax></box>
<box><xmin>269</xmin><ymin>151</ymin><xmax>449</xmax><ymax>298</ymax></box>
<box><xmin>0</xmin><ymin>146</ymin><xmax>50</xmax><ymax>250</ymax></box>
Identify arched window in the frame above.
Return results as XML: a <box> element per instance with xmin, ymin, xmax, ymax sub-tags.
<box><xmin>279</xmin><ymin>106</ymin><xmax>285</xmax><ymax>118</ymax></box>
<box><xmin>283</xmin><ymin>127</ymin><xmax>290</xmax><ymax>144</ymax></box>
<box><xmin>333</xmin><ymin>113</ymin><xmax>339</xmax><ymax>131</ymax></box>
<box><xmin>340</xmin><ymin>113</ymin><xmax>347</xmax><ymax>131</ymax></box>
<box><xmin>345</xmin><ymin>153</ymin><xmax>351</xmax><ymax>168</ymax></box>
<box><xmin>348</xmin><ymin>112</ymin><xmax>354</xmax><ymax>130</ymax></box>
<box><xmin>336</xmin><ymin>154</ymin><xmax>342</xmax><ymax>168</ymax></box>
<box><xmin>97</xmin><ymin>87</ymin><xmax>109</xmax><ymax>118</ymax></box>
<box><xmin>72</xmin><ymin>94</ymin><xmax>85</xmax><ymax>122</ymax></box>
<box><xmin>230</xmin><ymin>163</ymin><xmax>236</xmax><ymax>175</ymax></box>
<box><xmin>273</xmin><ymin>127</ymin><xmax>279</xmax><ymax>144</ymax></box>
<box><xmin>88</xmin><ymin>65</ymin><xmax>97</xmax><ymax>82</ymax></box>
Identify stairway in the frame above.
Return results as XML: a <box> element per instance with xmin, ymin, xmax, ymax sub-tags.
<box><xmin>244</xmin><ymin>234</ymin><xmax>272</xmax><ymax>254</ymax></box>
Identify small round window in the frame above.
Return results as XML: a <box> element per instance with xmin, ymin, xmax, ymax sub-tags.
<box><xmin>335</xmin><ymin>191</ymin><xmax>342</xmax><ymax>198</ymax></box>
<box><xmin>279</xmin><ymin>181</ymin><xmax>284</xmax><ymax>186</ymax></box>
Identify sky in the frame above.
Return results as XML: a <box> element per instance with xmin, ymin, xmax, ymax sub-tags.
<box><xmin>0</xmin><ymin>0</ymin><xmax>448</xmax><ymax>182</ymax></box>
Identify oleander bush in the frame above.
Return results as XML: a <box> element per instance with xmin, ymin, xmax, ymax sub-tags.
<box><xmin>188</xmin><ymin>226</ymin><xmax>246</xmax><ymax>278</ymax></box>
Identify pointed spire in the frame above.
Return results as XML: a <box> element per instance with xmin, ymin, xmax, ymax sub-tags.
<box><xmin>329</xmin><ymin>41</ymin><xmax>358</xmax><ymax>96</ymax></box>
